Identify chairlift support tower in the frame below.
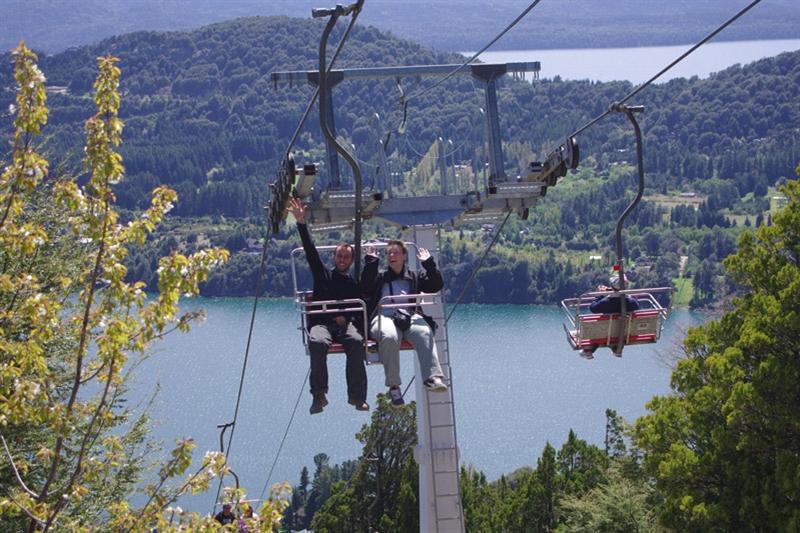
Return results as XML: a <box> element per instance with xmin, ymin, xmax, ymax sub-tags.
<box><xmin>271</xmin><ymin>60</ymin><xmax>580</xmax><ymax>533</ymax></box>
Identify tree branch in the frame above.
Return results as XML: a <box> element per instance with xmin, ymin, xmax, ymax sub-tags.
<box><xmin>36</xmin><ymin>201</ymin><xmax>109</xmax><ymax>517</ymax></box>
<box><xmin>2</xmin><ymin>487</ymin><xmax>46</xmax><ymax>527</ymax></box>
<box><xmin>0</xmin><ymin>432</ymin><xmax>38</xmax><ymax>498</ymax></box>
<box><xmin>42</xmin><ymin>352</ymin><xmax>117</xmax><ymax>531</ymax></box>
<box><xmin>128</xmin><ymin>458</ymin><xmax>223</xmax><ymax>533</ymax></box>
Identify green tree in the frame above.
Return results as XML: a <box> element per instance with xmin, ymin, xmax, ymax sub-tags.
<box><xmin>460</xmin><ymin>466</ymin><xmax>503</xmax><ymax>532</ymax></box>
<box><xmin>635</xmin><ymin>170</ymin><xmax>800</xmax><ymax>531</ymax></box>
<box><xmin>557</xmin><ymin>430</ymin><xmax>609</xmax><ymax>498</ymax></box>
<box><xmin>311</xmin><ymin>394</ymin><xmax>417</xmax><ymax>532</ymax></box>
<box><xmin>0</xmin><ymin>44</ymin><xmax>287</xmax><ymax>531</ymax></box>
<box><xmin>558</xmin><ymin>465</ymin><xmax>663</xmax><ymax>533</ymax></box>
<box><xmin>506</xmin><ymin>443</ymin><xmax>558</xmax><ymax>533</ymax></box>
<box><xmin>392</xmin><ymin>455</ymin><xmax>420</xmax><ymax>533</ymax></box>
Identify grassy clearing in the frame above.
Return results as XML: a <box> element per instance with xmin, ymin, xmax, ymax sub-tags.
<box><xmin>645</xmin><ymin>193</ymin><xmax>707</xmax><ymax>209</ymax></box>
<box><xmin>672</xmin><ymin>277</ymin><xmax>693</xmax><ymax>307</ymax></box>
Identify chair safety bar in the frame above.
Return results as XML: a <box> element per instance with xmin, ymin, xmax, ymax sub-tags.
<box><xmin>295</xmin><ymin>293</ymin><xmax>370</xmax><ymax>354</ymax></box>
<box><xmin>372</xmin><ymin>292</ymin><xmax>441</xmax><ymax>360</ymax></box>
<box><xmin>562</xmin><ymin>309</ymin><xmax>662</xmax><ymax>349</ymax></box>
<box><xmin>374</xmin><ymin>292</ymin><xmax>441</xmax><ymax>332</ymax></box>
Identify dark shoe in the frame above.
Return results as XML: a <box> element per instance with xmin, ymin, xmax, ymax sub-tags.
<box><xmin>388</xmin><ymin>387</ymin><xmax>404</xmax><ymax>406</ymax></box>
<box><xmin>349</xmin><ymin>398</ymin><xmax>370</xmax><ymax>411</ymax></box>
<box><xmin>423</xmin><ymin>376</ymin><xmax>448</xmax><ymax>392</ymax></box>
<box><xmin>580</xmin><ymin>348</ymin><xmax>595</xmax><ymax>360</ymax></box>
<box><xmin>310</xmin><ymin>393</ymin><xmax>328</xmax><ymax>415</ymax></box>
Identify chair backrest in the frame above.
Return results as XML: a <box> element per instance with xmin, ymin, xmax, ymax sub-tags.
<box><xmin>577</xmin><ymin>309</ymin><xmax>661</xmax><ymax>347</ymax></box>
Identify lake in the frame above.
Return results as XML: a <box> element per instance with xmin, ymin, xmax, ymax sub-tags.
<box><xmin>132</xmin><ymin>298</ymin><xmax>707</xmax><ymax>511</ymax></box>
<box><xmin>465</xmin><ymin>39</ymin><xmax>800</xmax><ymax>83</ymax></box>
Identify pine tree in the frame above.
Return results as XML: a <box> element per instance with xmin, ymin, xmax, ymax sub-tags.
<box><xmin>635</xmin><ymin>168</ymin><xmax>800</xmax><ymax>531</ymax></box>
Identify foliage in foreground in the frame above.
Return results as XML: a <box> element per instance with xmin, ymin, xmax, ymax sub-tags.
<box><xmin>0</xmin><ymin>43</ymin><xmax>290</xmax><ymax>531</ymax></box>
<box><xmin>635</xmin><ymin>169</ymin><xmax>800</xmax><ymax>531</ymax></box>
<box><xmin>296</xmin><ymin>405</ymin><xmax>659</xmax><ymax>533</ymax></box>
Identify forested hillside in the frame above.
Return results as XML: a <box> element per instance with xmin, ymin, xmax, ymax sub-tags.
<box><xmin>1</xmin><ymin>16</ymin><xmax>796</xmax><ymax>215</ymax></box>
<box><xmin>0</xmin><ymin>16</ymin><xmax>797</xmax><ymax>305</ymax></box>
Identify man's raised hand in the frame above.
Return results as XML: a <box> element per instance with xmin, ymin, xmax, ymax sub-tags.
<box><xmin>288</xmin><ymin>196</ymin><xmax>305</xmax><ymax>224</ymax></box>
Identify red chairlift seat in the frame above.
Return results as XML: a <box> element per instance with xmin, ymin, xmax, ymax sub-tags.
<box><xmin>297</xmin><ymin>291</ymin><xmax>415</xmax><ymax>363</ymax></box>
<box><xmin>560</xmin><ymin>287</ymin><xmax>673</xmax><ymax>356</ymax></box>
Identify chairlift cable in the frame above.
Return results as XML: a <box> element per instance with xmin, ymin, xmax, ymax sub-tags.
<box><xmin>258</xmin><ymin>368</ymin><xmax>311</xmax><ymax>500</ymax></box>
<box><xmin>403</xmin><ymin>0</ymin><xmax>546</xmax><ymax>106</ymax></box>
<box><xmin>568</xmin><ymin>0</ymin><xmax>763</xmax><ymax>139</ymax></box>
<box><xmin>211</xmin><ymin>232</ymin><xmax>275</xmax><ymax>511</ymax></box>
<box><xmin>401</xmin><ymin>136</ymin><xmax>471</xmax><ymax>165</ymax></box>
<box><xmin>389</xmin><ymin>0</ymin><xmax>545</xmax><ymax>139</ymax></box>
<box><xmin>214</xmin><ymin>4</ymin><xmax>363</xmax><ymax>510</ymax></box>
<box><xmin>445</xmin><ymin>210</ymin><xmax>512</xmax><ymax>325</ymax></box>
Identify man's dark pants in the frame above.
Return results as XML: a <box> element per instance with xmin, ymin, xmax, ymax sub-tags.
<box><xmin>308</xmin><ymin>323</ymin><xmax>367</xmax><ymax>402</ymax></box>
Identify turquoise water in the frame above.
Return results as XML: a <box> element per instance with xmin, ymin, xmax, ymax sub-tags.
<box><xmin>467</xmin><ymin>39</ymin><xmax>800</xmax><ymax>83</ymax></box>
<box><xmin>133</xmin><ymin>298</ymin><xmax>706</xmax><ymax>510</ymax></box>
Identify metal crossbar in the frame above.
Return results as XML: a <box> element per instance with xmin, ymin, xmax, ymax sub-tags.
<box><xmin>271</xmin><ymin>62</ymin><xmax>540</xmax><ymax>85</ymax></box>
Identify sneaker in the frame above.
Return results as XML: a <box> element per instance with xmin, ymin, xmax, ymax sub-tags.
<box><xmin>388</xmin><ymin>387</ymin><xmax>404</xmax><ymax>406</ymax></box>
<box><xmin>580</xmin><ymin>349</ymin><xmax>595</xmax><ymax>360</ymax></box>
<box><xmin>309</xmin><ymin>393</ymin><xmax>328</xmax><ymax>415</ymax></box>
<box><xmin>348</xmin><ymin>398</ymin><xmax>370</xmax><ymax>411</ymax></box>
<box><xmin>423</xmin><ymin>376</ymin><xmax>448</xmax><ymax>392</ymax></box>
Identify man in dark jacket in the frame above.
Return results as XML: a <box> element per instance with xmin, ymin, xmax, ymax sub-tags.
<box><xmin>361</xmin><ymin>240</ymin><xmax>447</xmax><ymax>406</ymax></box>
<box><xmin>214</xmin><ymin>503</ymin><xmax>235</xmax><ymax>525</ymax></box>
<box><xmin>289</xmin><ymin>197</ymin><xmax>368</xmax><ymax>414</ymax></box>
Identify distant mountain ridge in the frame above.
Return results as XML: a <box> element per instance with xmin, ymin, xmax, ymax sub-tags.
<box><xmin>3</xmin><ymin>0</ymin><xmax>799</xmax><ymax>54</ymax></box>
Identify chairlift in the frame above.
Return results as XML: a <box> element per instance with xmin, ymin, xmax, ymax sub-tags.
<box><xmin>561</xmin><ymin>286</ymin><xmax>673</xmax><ymax>355</ymax></box>
<box><xmin>560</xmin><ymin>104</ymin><xmax>674</xmax><ymax>357</ymax></box>
<box><xmin>290</xmin><ymin>240</ymin><xmax>439</xmax><ymax>363</ymax></box>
